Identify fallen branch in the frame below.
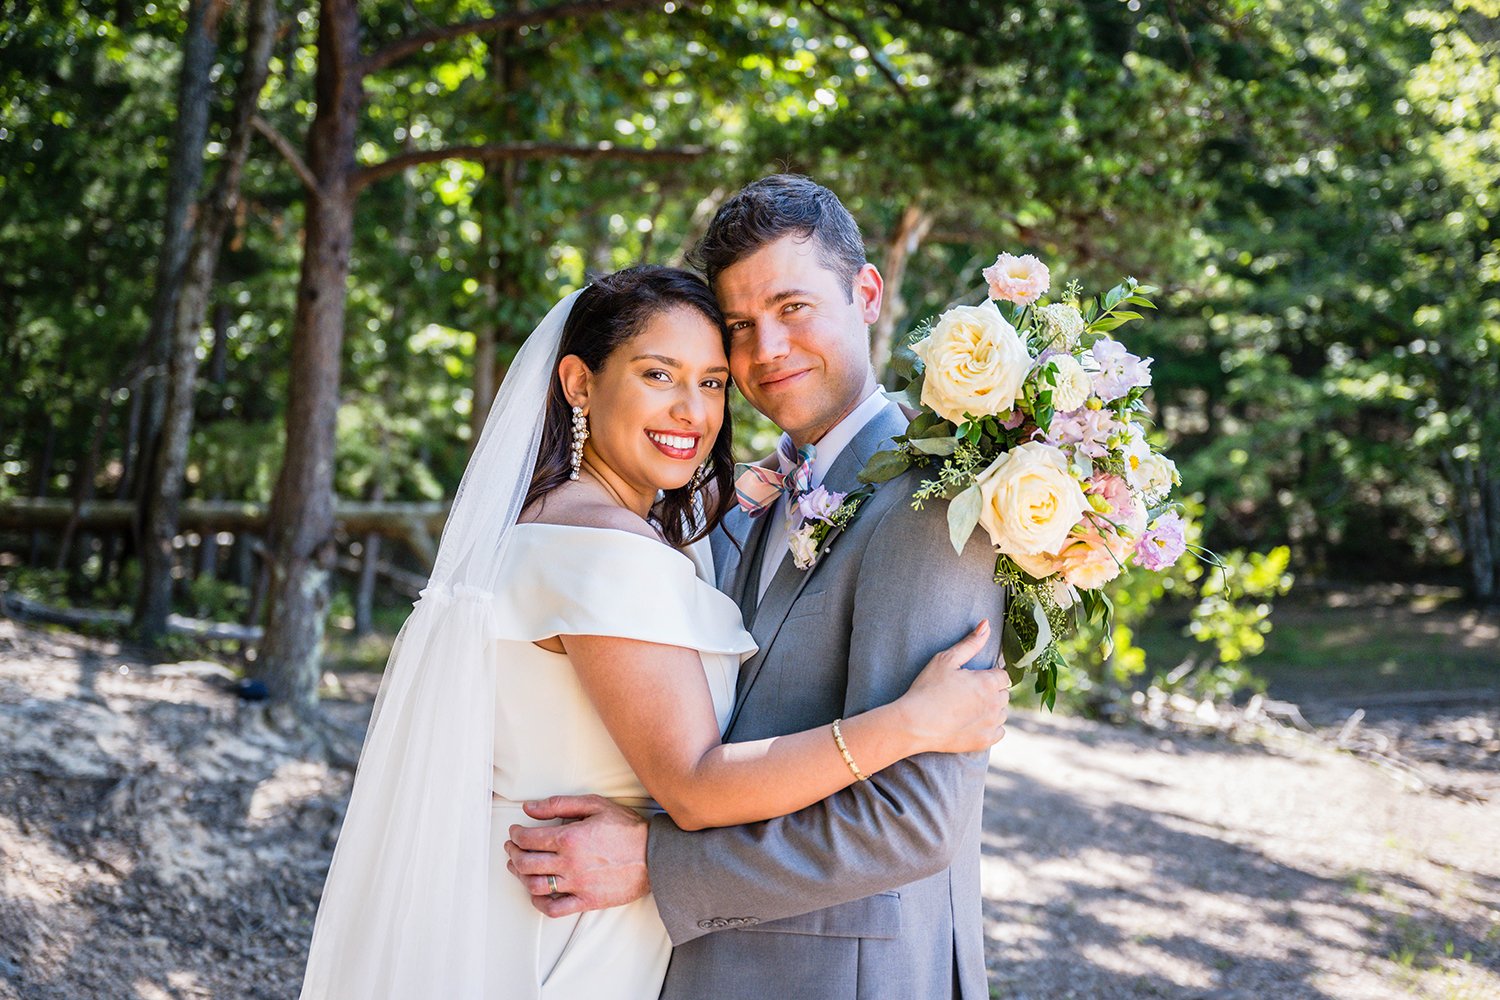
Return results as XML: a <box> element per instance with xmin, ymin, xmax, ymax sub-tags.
<box><xmin>0</xmin><ymin>590</ymin><xmax>263</xmax><ymax>643</ymax></box>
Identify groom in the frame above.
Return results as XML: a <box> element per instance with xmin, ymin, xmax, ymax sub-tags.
<box><xmin>507</xmin><ymin>175</ymin><xmax>1007</xmax><ymax>999</ymax></box>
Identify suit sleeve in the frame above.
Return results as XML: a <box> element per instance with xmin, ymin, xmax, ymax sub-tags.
<box><xmin>645</xmin><ymin>490</ymin><xmax>1006</xmax><ymax>945</ymax></box>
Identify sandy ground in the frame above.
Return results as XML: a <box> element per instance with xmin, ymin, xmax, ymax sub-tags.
<box><xmin>1</xmin><ymin>618</ymin><xmax>1496</xmax><ymax>1000</ymax></box>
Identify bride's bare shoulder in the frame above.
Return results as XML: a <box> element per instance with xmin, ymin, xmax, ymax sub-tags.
<box><xmin>519</xmin><ymin>487</ymin><xmax>659</xmax><ymax>542</ymax></box>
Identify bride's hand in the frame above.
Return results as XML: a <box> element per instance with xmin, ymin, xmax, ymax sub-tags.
<box><xmin>896</xmin><ymin>621</ymin><xmax>1010</xmax><ymax>754</ymax></box>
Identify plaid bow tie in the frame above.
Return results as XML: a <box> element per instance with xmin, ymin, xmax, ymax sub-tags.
<box><xmin>734</xmin><ymin>438</ymin><xmax>815</xmax><ymax>518</ymax></box>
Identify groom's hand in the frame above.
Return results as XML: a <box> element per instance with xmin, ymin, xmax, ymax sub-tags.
<box><xmin>505</xmin><ymin>794</ymin><xmax>650</xmax><ymax>917</ymax></box>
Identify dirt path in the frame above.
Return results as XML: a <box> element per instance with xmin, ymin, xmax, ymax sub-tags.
<box><xmin>983</xmin><ymin>713</ymin><xmax>1499</xmax><ymax>999</ymax></box>
<box><xmin>1</xmin><ymin>620</ymin><xmax>1496</xmax><ymax>1000</ymax></box>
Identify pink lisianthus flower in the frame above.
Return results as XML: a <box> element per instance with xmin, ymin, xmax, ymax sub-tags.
<box><xmin>1089</xmin><ymin>339</ymin><xmax>1153</xmax><ymax>402</ymax></box>
<box><xmin>1134</xmin><ymin>511</ymin><xmax>1188</xmax><ymax>571</ymax></box>
<box><xmin>797</xmin><ymin>485</ymin><xmax>844</xmax><ymax>523</ymax></box>
<box><xmin>982</xmin><ymin>253</ymin><xmax>1050</xmax><ymax>306</ymax></box>
<box><xmin>1086</xmin><ymin>473</ymin><xmax>1147</xmax><ymax>539</ymax></box>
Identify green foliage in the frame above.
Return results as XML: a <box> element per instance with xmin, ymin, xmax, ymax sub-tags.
<box><xmin>1052</xmin><ymin>498</ymin><xmax>1294</xmax><ymax>709</ymax></box>
<box><xmin>5</xmin><ymin>0</ymin><xmax>1495</xmax><ymax>678</ymax></box>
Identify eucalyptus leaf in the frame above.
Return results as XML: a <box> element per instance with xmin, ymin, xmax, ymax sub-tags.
<box><xmin>908</xmin><ymin>410</ymin><xmax>944</xmax><ymax>437</ymax></box>
<box><xmin>889</xmin><ymin>341</ymin><xmax>920</xmax><ymax>381</ymax></box>
<box><xmin>911</xmin><ymin>435</ymin><xmax>958</xmax><ymax>456</ymax></box>
<box><xmin>857</xmin><ymin>449</ymin><xmax>911</xmax><ymax>484</ymax></box>
<box><xmin>946</xmin><ymin>484</ymin><xmax>983</xmax><ymax>554</ymax></box>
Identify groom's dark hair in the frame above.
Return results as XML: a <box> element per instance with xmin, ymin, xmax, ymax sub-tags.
<box><xmin>688</xmin><ymin>174</ymin><xmax>867</xmax><ymax>301</ymax></box>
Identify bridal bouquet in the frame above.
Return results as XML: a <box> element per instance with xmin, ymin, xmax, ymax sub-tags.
<box><xmin>859</xmin><ymin>253</ymin><xmax>1189</xmax><ymax>708</ymax></box>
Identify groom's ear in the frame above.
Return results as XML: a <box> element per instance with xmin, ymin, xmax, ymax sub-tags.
<box><xmin>557</xmin><ymin>354</ymin><xmax>592</xmax><ymax>411</ymax></box>
<box><xmin>853</xmin><ymin>263</ymin><xmax>883</xmax><ymax>326</ymax></box>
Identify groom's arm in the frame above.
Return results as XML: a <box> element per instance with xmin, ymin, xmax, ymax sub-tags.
<box><xmin>644</xmin><ymin>494</ymin><xmax>1005</xmax><ymax>945</ymax></box>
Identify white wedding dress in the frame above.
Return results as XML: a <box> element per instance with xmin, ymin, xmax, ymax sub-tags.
<box><xmin>482</xmin><ymin>522</ymin><xmax>756</xmax><ymax>998</ymax></box>
<box><xmin>298</xmin><ymin>289</ymin><xmax>756</xmax><ymax>1000</ymax></box>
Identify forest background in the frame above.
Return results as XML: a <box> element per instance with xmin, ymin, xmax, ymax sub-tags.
<box><xmin>2</xmin><ymin>0</ymin><xmax>1496</xmax><ymax>721</ymax></box>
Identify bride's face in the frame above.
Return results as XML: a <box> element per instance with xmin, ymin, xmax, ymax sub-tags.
<box><xmin>569</xmin><ymin>305</ymin><xmax>730</xmax><ymax>501</ymax></box>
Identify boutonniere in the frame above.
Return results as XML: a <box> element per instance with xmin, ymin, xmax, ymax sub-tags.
<box><xmin>787</xmin><ymin>483</ymin><xmax>877</xmax><ymax>570</ymax></box>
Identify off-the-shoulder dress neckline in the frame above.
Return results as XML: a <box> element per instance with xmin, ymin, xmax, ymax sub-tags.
<box><xmin>510</xmin><ymin>519</ymin><xmax>698</xmax><ymax>571</ymax></box>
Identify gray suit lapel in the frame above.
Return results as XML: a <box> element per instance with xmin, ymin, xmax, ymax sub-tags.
<box><xmin>711</xmin><ymin>507</ymin><xmax>751</xmax><ymax>593</ymax></box>
<box><xmin>724</xmin><ymin>401</ymin><xmax>911</xmax><ymax>735</ymax></box>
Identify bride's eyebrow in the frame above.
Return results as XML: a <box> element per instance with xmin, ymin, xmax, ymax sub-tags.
<box><xmin>630</xmin><ymin>353</ymin><xmax>729</xmax><ymax>374</ymax></box>
<box><xmin>630</xmin><ymin>353</ymin><xmax>682</xmax><ymax>367</ymax></box>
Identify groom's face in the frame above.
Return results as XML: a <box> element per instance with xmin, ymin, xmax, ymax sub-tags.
<box><xmin>716</xmin><ymin>235</ymin><xmax>882</xmax><ymax>447</ymax></box>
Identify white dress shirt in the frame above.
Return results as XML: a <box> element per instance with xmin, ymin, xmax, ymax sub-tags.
<box><xmin>756</xmin><ymin>389</ymin><xmax>888</xmax><ymax>602</ymax></box>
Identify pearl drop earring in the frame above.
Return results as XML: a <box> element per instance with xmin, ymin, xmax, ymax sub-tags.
<box><xmin>569</xmin><ymin>405</ymin><xmax>589</xmax><ymax>481</ymax></box>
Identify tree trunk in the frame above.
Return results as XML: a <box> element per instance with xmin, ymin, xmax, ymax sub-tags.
<box><xmin>254</xmin><ymin>0</ymin><xmax>364</xmax><ymax>718</ymax></box>
<box><xmin>138</xmin><ymin>0</ymin><xmax>279</xmax><ymax>642</ymax></box>
<box><xmin>134</xmin><ymin>0</ymin><xmax>225</xmax><ymax>531</ymax></box>
<box><xmin>870</xmin><ymin>204</ymin><xmax>933</xmax><ymax>382</ymax></box>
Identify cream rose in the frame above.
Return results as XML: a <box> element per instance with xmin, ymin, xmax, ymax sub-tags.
<box><xmin>1048</xmin><ymin>354</ymin><xmax>1092</xmax><ymax>412</ymax></box>
<box><xmin>974</xmin><ymin>441</ymin><xmax>1089</xmax><ymax>558</ymax></box>
<box><xmin>912</xmin><ymin>301</ymin><xmax>1030</xmax><ymax>425</ymax></box>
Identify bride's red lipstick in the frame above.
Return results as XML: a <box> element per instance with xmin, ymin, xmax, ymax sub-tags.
<box><xmin>645</xmin><ymin>429</ymin><xmax>700</xmax><ymax>461</ymax></box>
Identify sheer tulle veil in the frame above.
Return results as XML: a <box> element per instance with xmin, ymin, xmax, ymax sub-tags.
<box><xmin>298</xmin><ymin>290</ymin><xmax>584</xmax><ymax>1000</ymax></box>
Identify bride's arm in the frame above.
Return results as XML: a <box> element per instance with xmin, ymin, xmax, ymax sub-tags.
<box><xmin>560</xmin><ymin>622</ymin><xmax>1005</xmax><ymax>832</ymax></box>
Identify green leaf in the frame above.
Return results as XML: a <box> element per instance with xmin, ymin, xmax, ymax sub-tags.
<box><xmin>1001</xmin><ymin>613</ymin><xmax>1027</xmax><ymax>668</ymax></box>
<box><xmin>858</xmin><ymin>449</ymin><xmax>911</xmax><ymax>484</ymax></box>
<box><xmin>888</xmin><ymin>341</ymin><xmax>921</xmax><ymax>382</ymax></box>
<box><xmin>911</xmin><ymin>435</ymin><xmax>958</xmax><ymax>456</ymax></box>
<box><xmin>908</xmin><ymin>410</ymin><xmax>945</xmax><ymax>438</ymax></box>
<box><xmin>884</xmin><ymin>370</ymin><xmax>925</xmax><ymax>410</ymax></box>
<box><xmin>947</xmin><ymin>484</ymin><xmax>983</xmax><ymax>554</ymax></box>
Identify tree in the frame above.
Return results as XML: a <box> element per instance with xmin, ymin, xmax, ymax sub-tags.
<box><xmin>252</xmin><ymin>0</ymin><xmax>704</xmax><ymax>719</ymax></box>
<box><xmin>136</xmin><ymin>0</ymin><xmax>281</xmax><ymax>640</ymax></box>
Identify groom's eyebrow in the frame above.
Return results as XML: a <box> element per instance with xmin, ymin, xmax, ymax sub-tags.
<box><xmin>768</xmin><ymin>288</ymin><xmax>817</xmax><ymax>305</ymax></box>
<box><xmin>631</xmin><ymin>353</ymin><xmax>730</xmax><ymax>374</ymax></box>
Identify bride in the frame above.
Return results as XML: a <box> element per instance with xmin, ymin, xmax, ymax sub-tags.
<box><xmin>297</xmin><ymin>265</ymin><xmax>1010</xmax><ymax>999</ymax></box>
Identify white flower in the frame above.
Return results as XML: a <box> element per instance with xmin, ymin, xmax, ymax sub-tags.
<box><xmin>1050</xmin><ymin>577</ymin><xmax>1079</xmax><ymax>609</ymax></box>
<box><xmin>788</xmin><ymin>524</ymin><xmax>820</xmax><ymax>570</ymax></box>
<box><xmin>1135</xmin><ymin>452</ymin><xmax>1178</xmax><ymax>502</ymax></box>
<box><xmin>1048</xmin><ymin>354</ymin><xmax>1092</xmax><ymax>412</ymax></box>
<box><xmin>1036</xmin><ymin>303</ymin><xmax>1086</xmax><ymax>351</ymax></box>
<box><xmin>1119</xmin><ymin>422</ymin><xmax>1152</xmax><ymax>489</ymax></box>
<box><xmin>912</xmin><ymin>300</ymin><xmax>1030</xmax><ymax>425</ymax></box>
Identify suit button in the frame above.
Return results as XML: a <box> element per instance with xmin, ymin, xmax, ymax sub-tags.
<box><xmin>743</xmin><ymin>917</ymin><xmax>759</xmax><ymax>926</ymax></box>
<box><xmin>697</xmin><ymin>919</ymin><xmax>715</xmax><ymax>930</ymax></box>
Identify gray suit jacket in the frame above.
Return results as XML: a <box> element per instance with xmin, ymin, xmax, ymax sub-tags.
<box><xmin>647</xmin><ymin>402</ymin><xmax>1005</xmax><ymax>1000</ymax></box>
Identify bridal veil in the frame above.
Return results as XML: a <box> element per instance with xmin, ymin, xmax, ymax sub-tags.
<box><xmin>298</xmin><ymin>290</ymin><xmax>582</xmax><ymax>1000</ymax></box>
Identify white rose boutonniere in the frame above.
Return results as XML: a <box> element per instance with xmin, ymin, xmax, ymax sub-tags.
<box><xmin>786</xmin><ymin>484</ymin><xmax>876</xmax><ymax>571</ymax></box>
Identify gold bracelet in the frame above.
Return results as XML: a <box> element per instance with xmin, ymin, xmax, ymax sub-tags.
<box><xmin>831</xmin><ymin>718</ymin><xmax>869</xmax><ymax>782</ymax></box>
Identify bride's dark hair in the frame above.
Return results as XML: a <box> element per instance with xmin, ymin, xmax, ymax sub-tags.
<box><xmin>523</xmin><ymin>265</ymin><xmax>737</xmax><ymax>547</ymax></box>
